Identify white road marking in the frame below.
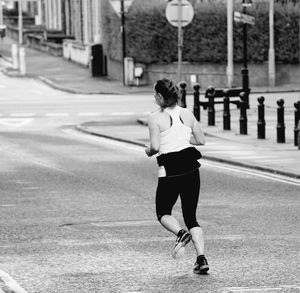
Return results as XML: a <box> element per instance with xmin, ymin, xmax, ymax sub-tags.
<box><xmin>221</xmin><ymin>285</ymin><xmax>300</xmax><ymax>292</ymax></box>
<box><xmin>205</xmin><ymin>150</ymin><xmax>254</xmax><ymax>154</ymax></box>
<box><xmin>22</xmin><ymin>187</ymin><xmax>40</xmax><ymax>190</ymax></box>
<box><xmin>0</xmin><ymin>269</ymin><xmax>28</xmax><ymax>293</ymax></box>
<box><xmin>202</xmin><ymin>161</ymin><xmax>300</xmax><ymax>186</ymax></box>
<box><xmin>10</xmin><ymin>113</ymin><xmax>36</xmax><ymax>117</ymax></box>
<box><xmin>230</xmin><ymin>155</ymin><xmax>277</xmax><ymax>160</ymax></box>
<box><xmin>78</xmin><ymin>112</ymin><xmax>102</xmax><ymax>116</ymax></box>
<box><xmin>258</xmin><ymin>158</ymin><xmax>288</xmax><ymax>162</ymax></box>
<box><xmin>111</xmin><ymin>112</ymin><xmax>135</xmax><ymax>116</ymax></box>
<box><xmin>0</xmin><ymin>112</ymin><xmax>145</xmax><ymax>117</ymax></box>
<box><xmin>91</xmin><ymin>219</ymin><xmax>159</xmax><ymax>227</ymax></box>
<box><xmin>45</xmin><ymin>113</ymin><xmax>69</xmax><ymax>117</ymax></box>
<box><xmin>0</xmin><ymin>118</ymin><xmax>33</xmax><ymax>127</ymax></box>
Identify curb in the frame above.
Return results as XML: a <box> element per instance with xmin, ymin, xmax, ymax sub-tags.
<box><xmin>2</xmin><ymin>68</ymin><xmax>125</xmax><ymax>95</ymax></box>
<box><xmin>75</xmin><ymin>125</ymin><xmax>147</xmax><ymax>147</ymax></box>
<box><xmin>36</xmin><ymin>76</ymin><xmax>125</xmax><ymax>95</ymax></box>
<box><xmin>1</xmin><ymin>57</ymin><xmax>300</xmax><ymax>95</ymax></box>
<box><xmin>75</xmin><ymin>124</ymin><xmax>300</xmax><ymax>180</ymax></box>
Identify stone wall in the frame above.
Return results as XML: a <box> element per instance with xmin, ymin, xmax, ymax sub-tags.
<box><xmin>106</xmin><ymin>57</ymin><xmax>300</xmax><ymax>89</ymax></box>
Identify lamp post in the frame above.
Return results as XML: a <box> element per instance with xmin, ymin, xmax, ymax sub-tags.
<box><xmin>268</xmin><ymin>0</ymin><xmax>275</xmax><ymax>86</ymax></box>
<box><xmin>177</xmin><ymin>0</ymin><xmax>183</xmax><ymax>82</ymax></box>
<box><xmin>241</xmin><ymin>0</ymin><xmax>252</xmax><ymax>108</ymax></box>
<box><xmin>0</xmin><ymin>1</ymin><xmax>3</xmax><ymax>26</ymax></box>
<box><xmin>227</xmin><ymin>0</ymin><xmax>234</xmax><ymax>88</ymax></box>
<box><xmin>120</xmin><ymin>0</ymin><xmax>126</xmax><ymax>85</ymax></box>
<box><xmin>18</xmin><ymin>0</ymin><xmax>23</xmax><ymax>45</ymax></box>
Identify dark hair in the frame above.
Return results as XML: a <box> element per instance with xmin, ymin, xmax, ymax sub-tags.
<box><xmin>154</xmin><ymin>78</ymin><xmax>179</xmax><ymax>108</ymax></box>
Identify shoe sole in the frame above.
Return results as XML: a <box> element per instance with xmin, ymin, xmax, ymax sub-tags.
<box><xmin>193</xmin><ymin>265</ymin><xmax>209</xmax><ymax>275</ymax></box>
<box><xmin>171</xmin><ymin>234</ymin><xmax>192</xmax><ymax>259</ymax></box>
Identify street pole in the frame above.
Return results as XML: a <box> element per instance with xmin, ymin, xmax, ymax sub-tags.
<box><xmin>227</xmin><ymin>0</ymin><xmax>234</xmax><ymax>88</ymax></box>
<box><xmin>241</xmin><ymin>1</ymin><xmax>250</xmax><ymax>108</ymax></box>
<box><xmin>120</xmin><ymin>0</ymin><xmax>126</xmax><ymax>85</ymax></box>
<box><xmin>18</xmin><ymin>0</ymin><xmax>23</xmax><ymax>45</ymax></box>
<box><xmin>0</xmin><ymin>0</ymin><xmax>3</xmax><ymax>26</ymax></box>
<box><xmin>268</xmin><ymin>0</ymin><xmax>275</xmax><ymax>86</ymax></box>
<box><xmin>177</xmin><ymin>0</ymin><xmax>183</xmax><ymax>82</ymax></box>
<box><xmin>18</xmin><ymin>0</ymin><xmax>26</xmax><ymax>75</ymax></box>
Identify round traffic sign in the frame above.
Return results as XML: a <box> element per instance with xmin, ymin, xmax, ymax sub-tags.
<box><xmin>165</xmin><ymin>0</ymin><xmax>194</xmax><ymax>27</ymax></box>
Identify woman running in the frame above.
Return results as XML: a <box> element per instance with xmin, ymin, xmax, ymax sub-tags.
<box><xmin>145</xmin><ymin>77</ymin><xmax>209</xmax><ymax>274</ymax></box>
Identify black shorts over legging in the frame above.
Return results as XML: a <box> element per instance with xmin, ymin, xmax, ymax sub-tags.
<box><xmin>155</xmin><ymin>169</ymin><xmax>200</xmax><ymax>230</ymax></box>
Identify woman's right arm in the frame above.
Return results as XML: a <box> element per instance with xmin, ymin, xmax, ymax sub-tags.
<box><xmin>190</xmin><ymin>115</ymin><xmax>205</xmax><ymax>145</ymax></box>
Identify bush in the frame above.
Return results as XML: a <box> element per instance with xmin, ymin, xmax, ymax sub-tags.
<box><xmin>101</xmin><ymin>0</ymin><xmax>300</xmax><ymax>64</ymax></box>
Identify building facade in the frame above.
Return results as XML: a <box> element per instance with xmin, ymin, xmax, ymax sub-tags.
<box><xmin>61</xmin><ymin>0</ymin><xmax>102</xmax><ymax>66</ymax></box>
<box><xmin>28</xmin><ymin>0</ymin><xmax>103</xmax><ymax>65</ymax></box>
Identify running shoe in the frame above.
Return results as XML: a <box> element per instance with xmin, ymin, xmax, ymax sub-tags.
<box><xmin>171</xmin><ymin>229</ymin><xmax>192</xmax><ymax>259</ymax></box>
<box><xmin>193</xmin><ymin>255</ymin><xmax>209</xmax><ymax>274</ymax></box>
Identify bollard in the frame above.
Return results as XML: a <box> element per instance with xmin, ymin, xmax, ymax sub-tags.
<box><xmin>294</xmin><ymin>100</ymin><xmax>300</xmax><ymax>146</ymax></box>
<box><xmin>179</xmin><ymin>81</ymin><xmax>187</xmax><ymax>108</ymax></box>
<box><xmin>257</xmin><ymin>96</ymin><xmax>266</xmax><ymax>139</ymax></box>
<box><xmin>19</xmin><ymin>47</ymin><xmax>26</xmax><ymax>75</ymax></box>
<box><xmin>298</xmin><ymin>120</ymin><xmax>300</xmax><ymax>150</ymax></box>
<box><xmin>206</xmin><ymin>86</ymin><xmax>215</xmax><ymax>126</ymax></box>
<box><xmin>239</xmin><ymin>92</ymin><xmax>248</xmax><ymax>135</ymax></box>
<box><xmin>223</xmin><ymin>89</ymin><xmax>231</xmax><ymax>130</ymax></box>
<box><xmin>11</xmin><ymin>44</ymin><xmax>18</xmax><ymax>70</ymax></box>
<box><xmin>193</xmin><ymin>83</ymin><xmax>201</xmax><ymax>121</ymax></box>
<box><xmin>276</xmin><ymin>99</ymin><xmax>285</xmax><ymax>143</ymax></box>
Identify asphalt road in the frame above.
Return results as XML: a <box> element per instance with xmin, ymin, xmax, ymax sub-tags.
<box><xmin>1</xmin><ymin>126</ymin><xmax>299</xmax><ymax>293</ymax></box>
<box><xmin>0</xmin><ymin>73</ymin><xmax>299</xmax><ymax>293</ymax></box>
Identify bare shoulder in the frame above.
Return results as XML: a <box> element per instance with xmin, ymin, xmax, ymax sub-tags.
<box><xmin>179</xmin><ymin>107</ymin><xmax>195</xmax><ymax>123</ymax></box>
<box><xmin>180</xmin><ymin>107</ymin><xmax>193</xmax><ymax>116</ymax></box>
<box><xmin>147</xmin><ymin>110</ymin><xmax>161</xmax><ymax>124</ymax></box>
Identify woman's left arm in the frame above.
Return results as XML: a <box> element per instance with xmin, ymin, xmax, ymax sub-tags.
<box><xmin>145</xmin><ymin>115</ymin><xmax>160</xmax><ymax>157</ymax></box>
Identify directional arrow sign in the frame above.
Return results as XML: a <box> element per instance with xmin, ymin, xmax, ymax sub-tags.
<box><xmin>234</xmin><ymin>11</ymin><xmax>255</xmax><ymax>25</ymax></box>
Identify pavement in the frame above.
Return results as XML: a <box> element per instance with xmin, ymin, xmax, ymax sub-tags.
<box><xmin>0</xmin><ymin>37</ymin><xmax>300</xmax><ymax>293</ymax></box>
<box><xmin>1</xmin><ymin>37</ymin><xmax>300</xmax><ymax>183</ymax></box>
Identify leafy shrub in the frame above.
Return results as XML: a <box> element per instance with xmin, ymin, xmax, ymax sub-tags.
<box><xmin>101</xmin><ymin>0</ymin><xmax>300</xmax><ymax>64</ymax></box>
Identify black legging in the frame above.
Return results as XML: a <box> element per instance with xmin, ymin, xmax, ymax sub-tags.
<box><xmin>155</xmin><ymin>169</ymin><xmax>200</xmax><ymax>230</ymax></box>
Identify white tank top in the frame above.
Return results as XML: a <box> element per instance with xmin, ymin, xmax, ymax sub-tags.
<box><xmin>159</xmin><ymin>105</ymin><xmax>192</xmax><ymax>154</ymax></box>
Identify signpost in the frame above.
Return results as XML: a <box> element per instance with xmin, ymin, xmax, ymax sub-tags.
<box><xmin>0</xmin><ymin>1</ymin><xmax>3</xmax><ymax>27</ymax></box>
<box><xmin>166</xmin><ymin>0</ymin><xmax>194</xmax><ymax>82</ymax></box>
<box><xmin>18</xmin><ymin>0</ymin><xmax>23</xmax><ymax>45</ymax></box>
<box><xmin>109</xmin><ymin>0</ymin><xmax>134</xmax><ymax>85</ymax></box>
<box><xmin>269</xmin><ymin>0</ymin><xmax>275</xmax><ymax>86</ymax></box>
<box><xmin>227</xmin><ymin>0</ymin><xmax>233</xmax><ymax>88</ymax></box>
<box><xmin>109</xmin><ymin>0</ymin><xmax>133</xmax><ymax>16</ymax></box>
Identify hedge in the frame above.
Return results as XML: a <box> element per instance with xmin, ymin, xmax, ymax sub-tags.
<box><xmin>101</xmin><ymin>0</ymin><xmax>300</xmax><ymax>64</ymax></box>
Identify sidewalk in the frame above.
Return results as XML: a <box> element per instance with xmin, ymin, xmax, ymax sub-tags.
<box><xmin>0</xmin><ymin>37</ymin><xmax>152</xmax><ymax>95</ymax></box>
<box><xmin>76</xmin><ymin>114</ymin><xmax>300</xmax><ymax>180</ymax></box>
<box><xmin>1</xmin><ymin>37</ymin><xmax>300</xmax><ymax>95</ymax></box>
<box><xmin>1</xmin><ymin>37</ymin><xmax>300</xmax><ymax>180</ymax></box>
